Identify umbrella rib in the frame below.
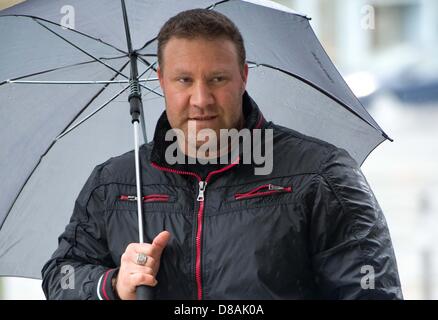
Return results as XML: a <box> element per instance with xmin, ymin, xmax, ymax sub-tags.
<box><xmin>137</xmin><ymin>59</ymin><xmax>162</xmax><ymax>99</ymax></box>
<box><xmin>0</xmin><ymin>14</ymin><xmax>127</xmax><ymax>55</ymax></box>
<box><xmin>55</xmin><ymin>59</ymin><xmax>130</xmax><ymax>142</ymax></box>
<box><xmin>55</xmin><ymin>85</ymin><xmax>130</xmax><ymax>140</ymax></box>
<box><xmin>135</xmin><ymin>59</ymin><xmax>163</xmax><ymax>97</ymax></box>
<box><xmin>305</xmin><ymin>24</ymin><xmax>389</xmax><ymax>140</ymax></box>
<box><xmin>130</xmin><ymin>54</ymin><xmax>162</xmax><ymax>144</ymax></box>
<box><xmin>138</xmin><ymin>81</ymin><xmax>162</xmax><ymax>97</ymax></box>
<box><xmin>138</xmin><ymin>84</ymin><xmax>162</xmax><ymax>97</ymax></box>
<box><xmin>137</xmin><ymin>56</ymin><xmax>158</xmax><ymax>77</ymax></box>
<box><xmin>122</xmin><ymin>54</ymin><xmax>161</xmax><ymax>97</ymax></box>
<box><xmin>137</xmin><ymin>54</ymin><xmax>156</xmax><ymax>57</ymax></box>
<box><xmin>33</xmin><ymin>18</ymin><xmax>131</xmax><ymax>81</ymax></box>
<box><xmin>138</xmin><ymin>60</ymin><xmax>157</xmax><ymax>79</ymax></box>
<box><xmin>136</xmin><ymin>58</ymin><xmax>162</xmax><ymax>97</ymax></box>
<box><xmin>0</xmin><ymin>60</ymin><xmax>131</xmax><ymax>231</ymax></box>
<box><xmin>6</xmin><ymin>79</ymin><xmax>155</xmax><ymax>85</ymax></box>
<box><xmin>119</xmin><ymin>0</ymin><xmax>160</xmax><ymax>102</ymax></box>
<box><xmin>141</xmin><ymin>84</ymin><xmax>162</xmax><ymax>101</ymax></box>
<box><xmin>137</xmin><ymin>56</ymin><xmax>157</xmax><ymax>72</ymax></box>
<box><xmin>206</xmin><ymin>0</ymin><xmax>233</xmax><ymax>10</ymax></box>
<box><xmin>0</xmin><ymin>56</ymin><xmax>128</xmax><ymax>87</ymax></box>
<box><xmin>249</xmin><ymin>62</ymin><xmax>393</xmax><ymax>142</ymax></box>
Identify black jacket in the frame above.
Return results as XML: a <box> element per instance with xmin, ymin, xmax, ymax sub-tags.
<box><xmin>42</xmin><ymin>92</ymin><xmax>403</xmax><ymax>299</ymax></box>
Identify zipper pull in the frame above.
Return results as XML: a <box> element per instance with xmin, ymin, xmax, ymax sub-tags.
<box><xmin>197</xmin><ymin>181</ymin><xmax>207</xmax><ymax>202</ymax></box>
<box><xmin>268</xmin><ymin>184</ymin><xmax>285</xmax><ymax>191</ymax></box>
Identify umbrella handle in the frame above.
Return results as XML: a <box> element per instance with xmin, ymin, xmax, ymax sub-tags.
<box><xmin>136</xmin><ymin>285</ymin><xmax>155</xmax><ymax>300</ymax></box>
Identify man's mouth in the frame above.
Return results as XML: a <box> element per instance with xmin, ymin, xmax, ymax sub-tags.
<box><xmin>189</xmin><ymin>115</ymin><xmax>217</xmax><ymax>121</ymax></box>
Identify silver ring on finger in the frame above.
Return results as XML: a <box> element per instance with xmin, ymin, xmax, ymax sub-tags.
<box><xmin>135</xmin><ymin>252</ymin><xmax>148</xmax><ymax>266</ymax></box>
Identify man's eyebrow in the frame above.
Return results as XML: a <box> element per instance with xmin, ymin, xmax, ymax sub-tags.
<box><xmin>169</xmin><ymin>68</ymin><xmax>231</xmax><ymax>75</ymax></box>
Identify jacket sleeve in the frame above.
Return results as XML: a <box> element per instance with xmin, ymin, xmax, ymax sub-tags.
<box><xmin>309</xmin><ymin>147</ymin><xmax>403</xmax><ymax>300</ymax></box>
<box><xmin>41</xmin><ymin>164</ymin><xmax>119</xmax><ymax>300</ymax></box>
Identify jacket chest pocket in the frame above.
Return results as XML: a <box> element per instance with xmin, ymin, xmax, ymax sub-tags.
<box><xmin>214</xmin><ymin>181</ymin><xmax>296</xmax><ymax>217</ymax></box>
<box><xmin>112</xmin><ymin>192</ymin><xmax>177</xmax><ymax>212</ymax></box>
<box><xmin>109</xmin><ymin>184</ymin><xmax>195</xmax><ymax>215</ymax></box>
<box><xmin>234</xmin><ymin>184</ymin><xmax>292</xmax><ymax>200</ymax></box>
<box><xmin>119</xmin><ymin>194</ymin><xmax>171</xmax><ymax>203</ymax></box>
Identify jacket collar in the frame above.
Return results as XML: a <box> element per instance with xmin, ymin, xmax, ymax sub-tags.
<box><xmin>149</xmin><ymin>91</ymin><xmax>267</xmax><ymax>167</ymax></box>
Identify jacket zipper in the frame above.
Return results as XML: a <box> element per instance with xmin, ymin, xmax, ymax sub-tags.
<box><xmin>119</xmin><ymin>194</ymin><xmax>170</xmax><ymax>203</ymax></box>
<box><xmin>234</xmin><ymin>183</ymin><xmax>292</xmax><ymax>200</ymax></box>
<box><xmin>152</xmin><ymin>158</ymin><xmax>239</xmax><ymax>300</ymax></box>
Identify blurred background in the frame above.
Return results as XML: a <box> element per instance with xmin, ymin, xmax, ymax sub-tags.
<box><xmin>1</xmin><ymin>0</ymin><xmax>437</xmax><ymax>299</ymax></box>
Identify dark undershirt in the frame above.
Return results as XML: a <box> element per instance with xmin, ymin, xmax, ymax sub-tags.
<box><xmin>183</xmin><ymin>155</ymin><xmax>229</xmax><ymax>181</ymax></box>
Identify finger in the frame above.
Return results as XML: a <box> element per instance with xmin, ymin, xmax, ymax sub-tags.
<box><xmin>125</xmin><ymin>243</ymin><xmax>152</xmax><ymax>255</ymax></box>
<box><xmin>125</xmin><ymin>231</ymin><xmax>171</xmax><ymax>260</ymax></box>
<box><xmin>137</xmin><ymin>254</ymin><xmax>155</xmax><ymax>269</ymax></box>
<box><xmin>130</xmin><ymin>273</ymin><xmax>158</xmax><ymax>288</ymax></box>
<box><xmin>128</xmin><ymin>249</ymin><xmax>157</xmax><ymax>267</ymax></box>
<box><xmin>127</xmin><ymin>266</ymin><xmax>154</xmax><ymax>276</ymax></box>
<box><xmin>125</xmin><ymin>256</ymin><xmax>159</xmax><ymax>275</ymax></box>
<box><xmin>151</xmin><ymin>231</ymin><xmax>171</xmax><ymax>256</ymax></box>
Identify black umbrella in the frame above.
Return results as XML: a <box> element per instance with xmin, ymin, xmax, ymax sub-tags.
<box><xmin>0</xmin><ymin>0</ymin><xmax>391</xmax><ymax>298</ymax></box>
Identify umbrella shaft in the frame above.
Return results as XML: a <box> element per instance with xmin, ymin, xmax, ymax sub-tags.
<box><xmin>133</xmin><ymin>122</ymin><xmax>144</xmax><ymax>244</ymax></box>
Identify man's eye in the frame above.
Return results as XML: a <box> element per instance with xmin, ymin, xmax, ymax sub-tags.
<box><xmin>178</xmin><ymin>77</ymin><xmax>191</xmax><ymax>83</ymax></box>
<box><xmin>211</xmin><ymin>76</ymin><xmax>225</xmax><ymax>83</ymax></box>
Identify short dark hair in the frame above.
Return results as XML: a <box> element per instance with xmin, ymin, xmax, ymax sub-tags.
<box><xmin>157</xmin><ymin>9</ymin><xmax>246</xmax><ymax>71</ymax></box>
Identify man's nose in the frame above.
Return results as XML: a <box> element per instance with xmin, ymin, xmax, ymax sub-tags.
<box><xmin>190</xmin><ymin>81</ymin><xmax>214</xmax><ymax>109</ymax></box>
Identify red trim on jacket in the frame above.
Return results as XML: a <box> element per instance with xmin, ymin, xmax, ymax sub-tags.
<box><xmin>102</xmin><ymin>269</ymin><xmax>113</xmax><ymax>300</ymax></box>
<box><xmin>254</xmin><ymin>113</ymin><xmax>266</xmax><ymax>129</ymax></box>
<box><xmin>119</xmin><ymin>194</ymin><xmax>170</xmax><ymax>202</ymax></box>
<box><xmin>234</xmin><ymin>184</ymin><xmax>292</xmax><ymax>200</ymax></box>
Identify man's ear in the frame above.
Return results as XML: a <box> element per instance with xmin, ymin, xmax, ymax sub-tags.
<box><xmin>157</xmin><ymin>65</ymin><xmax>164</xmax><ymax>90</ymax></box>
<box><xmin>241</xmin><ymin>63</ymin><xmax>249</xmax><ymax>91</ymax></box>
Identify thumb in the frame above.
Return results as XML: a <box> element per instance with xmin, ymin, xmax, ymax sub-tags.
<box><xmin>151</xmin><ymin>231</ymin><xmax>171</xmax><ymax>256</ymax></box>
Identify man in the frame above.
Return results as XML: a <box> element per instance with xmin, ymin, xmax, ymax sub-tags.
<box><xmin>42</xmin><ymin>9</ymin><xmax>403</xmax><ymax>300</ymax></box>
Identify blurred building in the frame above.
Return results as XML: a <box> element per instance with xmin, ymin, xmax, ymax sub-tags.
<box><xmin>0</xmin><ymin>0</ymin><xmax>24</xmax><ymax>10</ymax></box>
<box><xmin>275</xmin><ymin>0</ymin><xmax>438</xmax><ymax>71</ymax></box>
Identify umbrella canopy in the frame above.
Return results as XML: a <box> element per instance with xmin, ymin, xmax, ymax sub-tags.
<box><xmin>0</xmin><ymin>0</ymin><xmax>391</xmax><ymax>279</ymax></box>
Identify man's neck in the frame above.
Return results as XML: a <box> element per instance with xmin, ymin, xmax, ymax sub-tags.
<box><xmin>178</xmin><ymin>115</ymin><xmax>245</xmax><ymax>161</ymax></box>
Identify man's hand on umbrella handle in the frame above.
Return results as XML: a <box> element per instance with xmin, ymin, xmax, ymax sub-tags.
<box><xmin>114</xmin><ymin>231</ymin><xmax>171</xmax><ymax>300</ymax></box>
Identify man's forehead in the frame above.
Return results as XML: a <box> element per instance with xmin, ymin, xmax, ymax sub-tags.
<box><xmin>163</xmin><ymin>36</ymin><xmax>238</xmax><ymax>56</ymax></box>
<box><xmin>166</xmin><ymin>35</ymin><xmax>231</xmax><ymax>45</ymax></box>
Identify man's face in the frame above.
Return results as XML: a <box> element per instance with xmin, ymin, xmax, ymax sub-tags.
<box><xmin>157</xmin><ymin>36</ymin><xmax>248</xmax><ymax>150</ymax></box>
